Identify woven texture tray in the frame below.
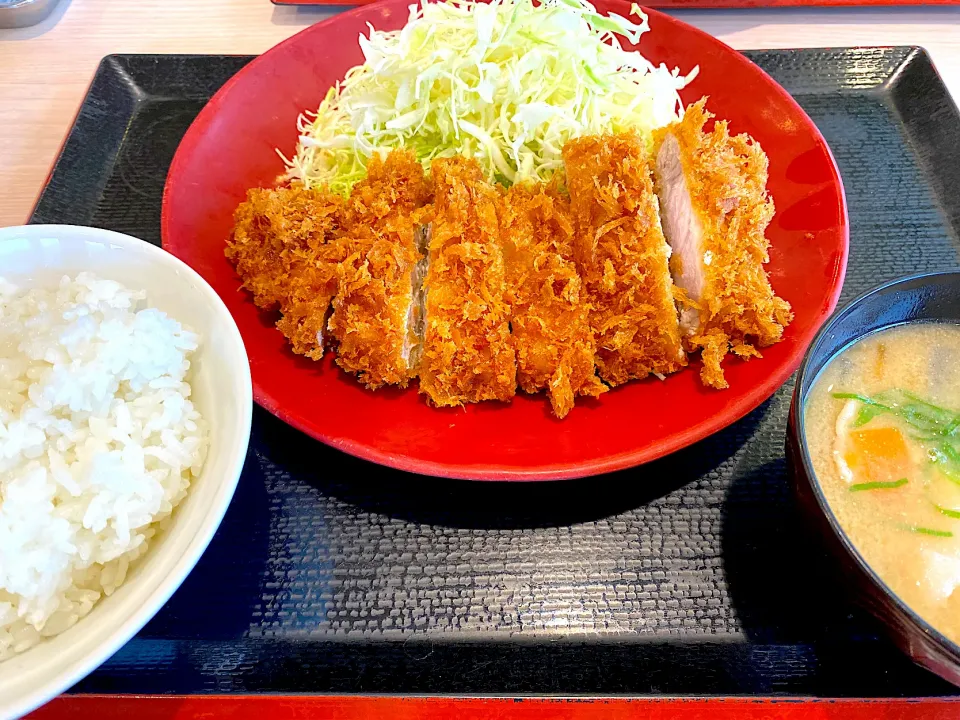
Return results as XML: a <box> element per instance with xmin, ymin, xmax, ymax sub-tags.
<box><xmin>31</xmin><ymin>46</ymin><xmax>960</xmax><ymax>697</ymax></box>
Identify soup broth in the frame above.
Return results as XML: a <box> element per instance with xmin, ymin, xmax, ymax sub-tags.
<box><xmin>806</xmin><ymin>322</ymin><xmax>960</xmax><ymax>644</ymax></box>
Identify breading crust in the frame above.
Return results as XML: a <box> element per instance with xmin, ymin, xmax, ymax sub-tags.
<box><xmin>419</xmin><ymin>157</ymin><xmax>517</xmax><ymax>406</ymax></box>
<box><xmin>327</xmin><ymin>150</ymin><xmax>433</xmax><ymax>388</ymax></box>
<box><xmin>563</xmin><ymin>133</ymin><xmax>687</xmax><ymax>386</ymax></box>
<box><xmin>226</xmin><ymin>185</ymin><xmax>344</xmax><ymax>359</ymax></box>
<box><xmin>501</xmin><ymin>181</ymin><xmax>606</xmax><ymax>418</ymax></box>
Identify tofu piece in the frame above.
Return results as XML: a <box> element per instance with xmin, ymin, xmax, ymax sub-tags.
<box><xmin>327</xmin><ymin>150</ymin><xmax>433</xmax><ymax>388</ymax></box>
<box><xmin>418</xmin><ymin>157</ymin><xmax>517</xmax><ymax>406</ymax></box>
<box><xmin>653</xmin><ymin>98</ymin><xmax>793</xmax><ymax>389</ymax></box>
<box><xmin>562</xmin><ymin>133</ymin><xmax>686</xmax><ymax>387</ymax></box>
<box><xmin>226</xmin><ymin>185</ymin><xmax>344</xmax><ymax>359</ymax></box>
<box><xmin>501</xmin><ymin>182</ymin><xmax>606</xmax><ymax>418</ymax></box>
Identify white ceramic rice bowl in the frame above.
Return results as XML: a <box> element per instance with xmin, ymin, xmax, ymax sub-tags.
<box><xmin>0</xmin><ymin>225</ymin><xmax>252</xmax><ymax>720</ymax></box>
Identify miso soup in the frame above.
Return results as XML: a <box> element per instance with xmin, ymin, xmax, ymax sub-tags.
<box><xmin>806</xmin><ymin>322</ymin><xmax>960</xmax><ymax>644</ymax></box>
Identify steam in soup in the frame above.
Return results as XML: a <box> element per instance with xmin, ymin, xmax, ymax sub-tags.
<box><xmin>806</xmin><ymin>322</ymin><xmax>960</xmax><ymax>643</ymax></box>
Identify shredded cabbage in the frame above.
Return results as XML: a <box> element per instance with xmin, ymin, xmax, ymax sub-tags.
<box><xmin>284</xmin><ymin>0</ymin><xmax>698</xmax><ymax>193</ymax></box>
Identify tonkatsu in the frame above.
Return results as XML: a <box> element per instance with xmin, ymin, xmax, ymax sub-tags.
<box><xmin>501</xmin><ymin>181</ymin><xmax>607</xmax><ymax>418</ymax></box>
<box><xmin>654</xmin><ymin>99</ymin><xmax>793</xmax><ymax>389</ymax></box>
<box><xmin>327</xmin><ymin>150</ymin><xmax>433</xmax><ymax>388</ymax></box>
<box><xmin>417</xmin><ymin>156</ymin><xmax>517</xmax><ymax>407</ymax></box>
<box><xmin>563</xmin><ymin>133</ymin><xmax>687</xmax><ymax>387</ymax></box>
<box><xmin>226</xmin><ymin>99</ymin><xmax>794</xmax><ymax>417</ymax></box>
<box><xmin>227</xmin><ymin>185</ymin><xmax>344</xmax><ymax>360</ymax></box>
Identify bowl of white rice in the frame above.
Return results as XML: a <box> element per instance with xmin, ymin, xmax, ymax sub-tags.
<box><xmin>0</xmin><ymin>225</ymin><xmax>252</xmax><ymax>719</ymax></box>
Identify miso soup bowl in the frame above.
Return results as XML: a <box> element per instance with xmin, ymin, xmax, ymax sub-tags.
<box><xmin>787</xmin><ymin>271</ymin><xmax>960</xmax><ymax>688</ymax></box>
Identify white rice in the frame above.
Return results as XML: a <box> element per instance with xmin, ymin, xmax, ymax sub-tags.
<box><xmin>0</xmin><ymin>272</ymin><xmax>207</xmax><ymax>660</ymax></box>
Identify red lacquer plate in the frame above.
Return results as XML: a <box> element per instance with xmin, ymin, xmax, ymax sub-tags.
<box><xmin>162</xmin><ymin>0</ymin><xmax>848</xmax><ymax>481</ymax></box>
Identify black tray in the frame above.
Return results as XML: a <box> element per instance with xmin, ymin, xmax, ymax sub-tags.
<box><xmin>31</xmin><ymin>47</ymin><xmax>960</xmax><ymax>697</ymax></box>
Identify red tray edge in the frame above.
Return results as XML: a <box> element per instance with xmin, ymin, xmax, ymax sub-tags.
<box><xmin>27</xmin><ymin>695</ymin><xmax>960</xmax><ymax>719</ymax></box>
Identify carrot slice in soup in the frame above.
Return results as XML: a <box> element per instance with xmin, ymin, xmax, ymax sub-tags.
<box><xmin>845</xmin><ymin>426</ymin><xmax>912</xmax><ymax>483</ymax></box>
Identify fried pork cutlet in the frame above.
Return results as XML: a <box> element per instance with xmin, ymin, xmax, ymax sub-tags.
<box><xmin>419</xmin><ymin>157</ymin><xmax>517</xmax><ymax>406</ymax></box>
<box><xmin>562</xmin><ymin>134</ymin><xmax>687</xmax><ymax>387</ymax></box>
<box><xmin>654</xmin><ymin>98</ymin><xmax>793</xmax><ymax>389</ymax></box>
<box><xmin>501</xmin><ymin>182</ymin><xmax>606</xmax><ymax>418</ymax></box>
<box><xmin>226</xmin><ymin>185</ymin><xmax>344</xmax><ymax>359</ymax></box>
<box><xmin>327</xmin><ymin>150</ymin><xmax>433</xmax><ymax>388</ymax></box>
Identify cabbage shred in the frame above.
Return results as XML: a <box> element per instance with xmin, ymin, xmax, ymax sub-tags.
<box><xmin>284</xmin><ymin>0</ymin><xmax>697</xmax><ymax>193</ymax></box>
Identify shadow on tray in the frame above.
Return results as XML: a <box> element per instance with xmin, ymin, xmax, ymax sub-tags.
<box><xmin>136</xmin><ymin>439</ymin><xmax>274</xmax><ymax>640</ymax></box>
<box><xmin>719</xmin><ymin>449</ymin><xmax>873</xmax><ymax>641</ymax></box>
<box><xmin>720</xmin><ymin>456</ymin><xmax>828</xmax><ymax>643</ymax></box>
<box><xmin>132</xmin><ymin>400</ymin><xmax>758</xmax><ymax>641</ymax></box>
<box><xmin>251</xmin><ymin>403</ymin><xmax>764</xmax><ymax>530</ymax></box>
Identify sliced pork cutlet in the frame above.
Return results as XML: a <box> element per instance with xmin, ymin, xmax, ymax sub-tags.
<box><xmin>419</xmin><ymin>156</ymin><xmax>517</xmax><ymax>407</ymax></box>
<box><xmin>562</xmin><ymin>133</ymin><xmax>686</xmax><ymax>387</ymax></box>
<box><xmin>227</xmin><ymin>185</ymin><xmax>344</xmax><ymax>359</ymax></box>
<box><xmin>327</xmin><ymin>150</ymin><xmax>434</xmax><ymax>389</ymax></box>
<box><xmin>654</xmin><ymin>98</ymin><xmax>793</xmax><ymax>389</ymax></box>
<box><xmin>501</xmin><ymin>181</ymin><xmax>606</xmax><ymax>418</ymax></box>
